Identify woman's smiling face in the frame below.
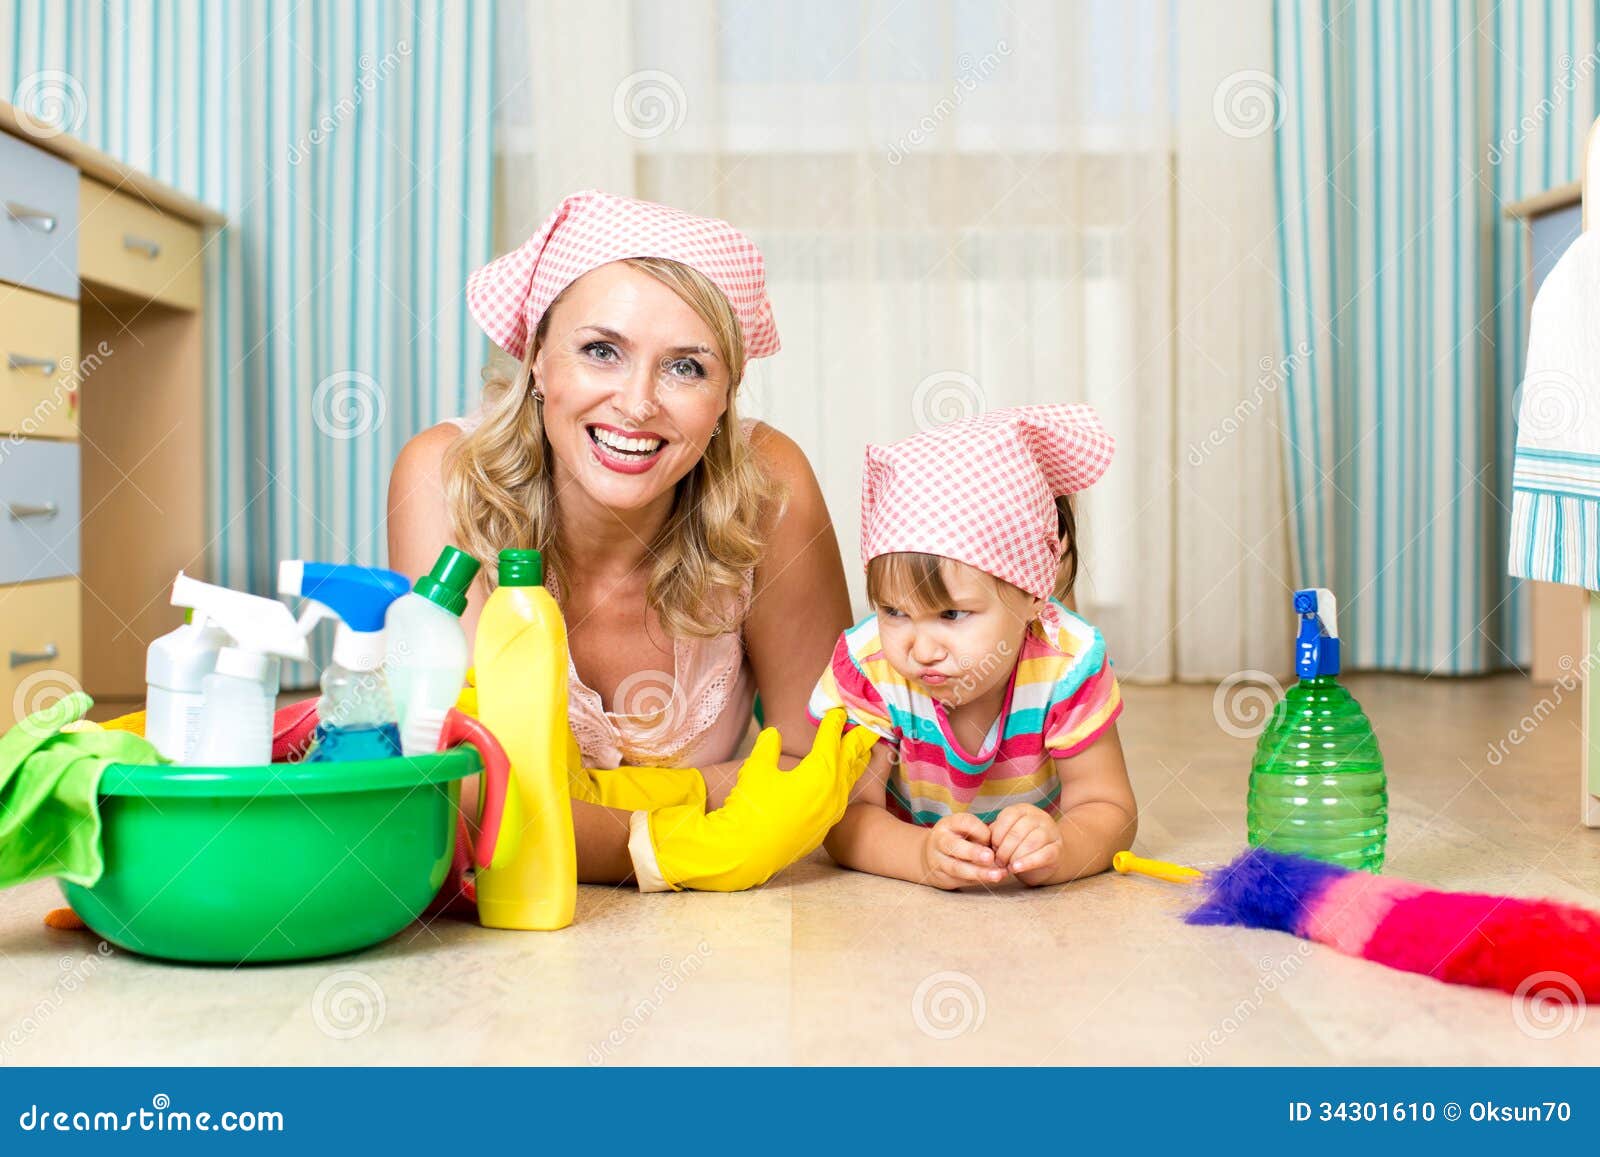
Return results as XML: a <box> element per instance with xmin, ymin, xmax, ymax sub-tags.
<box><xmin>532</xmin><ymin>261</ymin><xmax>730</xmax><ymax>514</ymax></box>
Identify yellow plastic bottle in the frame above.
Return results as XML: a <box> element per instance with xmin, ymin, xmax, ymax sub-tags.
<box><xmin>471</xmin><ymin>548</ymin><xmax>577</xmax><ymax>930</ymax></box>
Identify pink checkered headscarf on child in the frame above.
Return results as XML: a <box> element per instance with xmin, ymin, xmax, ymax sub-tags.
<box><xmin>466</xmin><ymin>189</ymin><xmax>780</xmax><ymax>361</ymax></box>
<box><xmin>861</xmin><ymin>404</ymin><xmax>1115</xmax><ymax>601</ymax></box>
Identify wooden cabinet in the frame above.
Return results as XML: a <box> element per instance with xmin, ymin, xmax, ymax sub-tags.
<box><xmin>0</xmin><ymin>103</ymin><xmax>225</xmax><ymax>725</ymax></box>
<box><xmin>77</xmin><ymin>175</ymin><xmax>204</xmax><ymax>310</ymax></box>
<box><xmin>0</xmin><ymin>288</ymin><xmax>80</xmax><ymax>438</ymax></box>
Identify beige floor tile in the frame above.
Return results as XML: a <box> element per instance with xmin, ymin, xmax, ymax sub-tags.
<box><xmin>4</xmin><ymin>675</ymin><xmax>1600</xmax><ymax>1064</ymax></box>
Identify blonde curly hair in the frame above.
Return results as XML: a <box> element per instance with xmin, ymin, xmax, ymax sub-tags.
<box><xmin>444</xmin><ymin>257</ymin><xmax>779</xmax><ymax>639</ymax></box>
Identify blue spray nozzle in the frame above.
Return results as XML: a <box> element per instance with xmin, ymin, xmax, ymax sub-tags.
<box><xmin>1293</xmin><ymin>587</ymin><xmax>1341</xmax><ymax>679</ymax></box>
<box><xmin>278</xmin><ymin>561</ymin><xmax>410</xmax><ymax>632</ymax></box>
<box><xmin>279</xmin><ymin>561</ymin><xmax>411</xmax><ymax>673</ymax></box>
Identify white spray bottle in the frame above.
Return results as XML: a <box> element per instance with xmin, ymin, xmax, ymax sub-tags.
<box><xmin>175</xmin><ymin>573</ymin><xmax>314</xmax><ymax>767</ymax></box>
<box><xmin>145</xmin><ymin>611</ymin><xmax>230</xmax><ymax>762</ymax></box>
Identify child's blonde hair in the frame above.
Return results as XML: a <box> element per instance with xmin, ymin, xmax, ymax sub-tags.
<box><xmin>865</xmin><ymin>496</ymin><xmax>1078</xmax><ymax>613</ymax></box>
<box><xmin>444</xmin><ymin>256</ymin><xmax>780</xmax><ymax>639</ymax></box>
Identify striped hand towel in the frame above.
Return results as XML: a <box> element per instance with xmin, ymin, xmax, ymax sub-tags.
<box><xmin>1509</xmin><ymin>230</ymin><xmax>1600</xmax><ymax>590</ymax></box>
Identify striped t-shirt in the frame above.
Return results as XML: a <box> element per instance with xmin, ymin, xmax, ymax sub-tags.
<box><xmin>807</xmin><ymin>600</ymin><xmax>1123</xmax><ymax>827</ymax></box>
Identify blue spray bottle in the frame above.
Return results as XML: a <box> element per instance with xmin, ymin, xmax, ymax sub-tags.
<box><xmin>279</xmin><ymin>561</ymin><xmax>412</xmax><ymax>763</ymax></box>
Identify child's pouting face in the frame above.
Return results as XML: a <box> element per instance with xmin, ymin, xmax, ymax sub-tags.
<box><xmin>869</xmin><ymin>553</ymin><xmax>1044</xmax><ymax>708</ymax></box>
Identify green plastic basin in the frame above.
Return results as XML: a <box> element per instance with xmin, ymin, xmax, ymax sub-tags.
<box><xmin>60</xmin><ymin>748</ymin><xmax>482</xmax><ymax>965</ymax></box>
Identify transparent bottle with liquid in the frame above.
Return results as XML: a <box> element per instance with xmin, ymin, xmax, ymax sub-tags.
<box><xmin>278</xmin><ymin>561</ymin><xmax>411</xmax><ymax>764</ymax></box>
<box><xmin>1246</xmin><ymin>588</ymin><xmax>1387</xmax><ymax>872</ymax></box>
<box><xmin>307</xmin><ymin>665</ymin><xmax>403</xmax><ymax>763</ymax></box>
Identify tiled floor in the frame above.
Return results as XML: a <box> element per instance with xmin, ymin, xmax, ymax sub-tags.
<box><xmin>3</xmin><ymin>674</ymin><xmax>1598</xmax><ymax>1065</ymax></box>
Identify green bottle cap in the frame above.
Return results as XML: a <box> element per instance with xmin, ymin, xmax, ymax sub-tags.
<box><xmin>412</xmin><ymin>546</ymin><xmax>482</xmax><ymax>616</ymax></box>
<box><xmin>498</xmin><ymin>548</ymin><xmax>543</xmax><ymax>587</ymax></box>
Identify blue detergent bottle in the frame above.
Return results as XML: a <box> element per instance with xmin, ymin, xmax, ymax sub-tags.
<box><xmin>278</xmin><ymin>561</ymin><xmax>412</xmax><ymax>763</ymax></box>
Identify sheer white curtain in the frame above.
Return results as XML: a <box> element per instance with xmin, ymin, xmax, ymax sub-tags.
<box><xmin>490</xmin><ymin>0</ymin><xmax>1291</xmax><ymax>682</ymax></box>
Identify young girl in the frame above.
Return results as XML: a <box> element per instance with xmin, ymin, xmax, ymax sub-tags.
<box><xmin>810</xmin><ymin>404</ymin><xmax>1137</xmax><ymax>890</ymax></box>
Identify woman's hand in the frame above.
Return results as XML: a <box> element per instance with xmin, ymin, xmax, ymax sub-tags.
<box><xmin>920</xmin><ymin>813</ymin><xmax>1007</xmax><ymax>890</ymax></box>
<box><xmin>989</xmin><ymin>803</ymin><xmax>1066</xmax><ymax>885</ymax></box>
<box><xmin>636</xmin><ymin>709</ymin><xmax>877</xmax><ymax>891</ymax></box>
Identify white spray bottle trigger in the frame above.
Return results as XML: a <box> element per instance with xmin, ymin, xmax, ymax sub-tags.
<box><xmin>170</xmin><ymin>571</ymin><xmax>313</xmax><ymax>663</ymax></box>
<box><xmin>1309</xmin><ymin>587</ymin><xmax>1338</xmax><ymax>640</ymax></box>
<box><xmin>290</xmin><ymin>600</ymin><xmax>341</xmax><ymax>638</ymax></box>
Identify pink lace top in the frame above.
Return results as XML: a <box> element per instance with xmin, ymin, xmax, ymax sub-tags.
<box><xmin>442</xmin><ymin>410</ymin><xmax>759</xmax><ymax>769</ymax></box>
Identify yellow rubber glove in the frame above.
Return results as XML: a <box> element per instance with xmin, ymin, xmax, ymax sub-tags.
<box><xmin>455</xmin><ymin>671</ymin><xmax>478</xmax><ymax>719</ymax></box>
<box><xmin>98</xmin><ymin>709</ymin><xmax>146</xmax><ymax>736</ymax></box>
<box><xmin>629</xmin><ymin>708</ymin><xmax>877</xmax><ymax>892</ymax></box>
<box><xmin>583</xmin><ymin>765</ymin><xmax>708</xmax><ymax>812</ymax></box>
<box><xmin>457</xmin><ymin>667</ymin><xmax>707</xmax><ymax>813</ymax></box>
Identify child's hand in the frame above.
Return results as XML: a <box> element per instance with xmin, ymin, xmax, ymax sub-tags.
<box><xmin>920</xmin><ymin>814</ymin><xmax>1007</xmax><ymax>890</ymax></box>
<box><xmin>990</xmin><ymin>803</ymin><xmax>1064</xmax><ymax>885</ymax></box>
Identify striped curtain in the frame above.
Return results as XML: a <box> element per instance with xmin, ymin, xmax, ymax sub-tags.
<box><xmin>1273</xmin><ymin>0</ymin><xmax>1599</xmax><ymax>673</ymax></box>
<box><xmin>1</xmin><ymin>0</ymin><xmax>497</xmax><ymax>679</ymax></box>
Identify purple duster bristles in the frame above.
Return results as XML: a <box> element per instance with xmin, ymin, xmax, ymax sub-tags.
<box><xmin>1183</xmin><ymin>845</ymin><xmax>1600</xmax><ymax>999</ymax></box>
<box><xmin>1185</xmin><ymin>847</ymin><xmax>1350</xmax><ymax>933</ymax></box>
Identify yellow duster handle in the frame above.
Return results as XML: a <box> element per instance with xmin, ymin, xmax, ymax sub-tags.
<box><xmin>1112</xmin><ymin>850</ymin><xmax>1204</xmax><ymax>885</ymax></box>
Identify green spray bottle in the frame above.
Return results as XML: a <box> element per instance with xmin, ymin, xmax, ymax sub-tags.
<box><xmin>1246</xmin><ymin>588</ymin><xmax>1387</xmax><ymax>871</ymax></box>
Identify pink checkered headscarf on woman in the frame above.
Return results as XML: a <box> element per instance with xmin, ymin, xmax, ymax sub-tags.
<box><xmin>466</xmin><ymin>189</ymin><xmax>781</xmax><ymax>361</ymax></box>
<box><xmin>861</xmin><ymin>404</ymin><xmax>1115</xmax><ymax>600</ymax></box>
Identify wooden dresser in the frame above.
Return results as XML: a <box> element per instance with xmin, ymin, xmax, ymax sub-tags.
<box><xmin>0</xmin><ymin>101</ymin><xmax>224</xmax><ymax>727</ymax></box>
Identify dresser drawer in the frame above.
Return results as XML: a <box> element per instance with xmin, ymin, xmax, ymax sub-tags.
<box><xmin>0</xmin><ymin>439</ymin><xmax>80</xmax><ymax>584</ymax></box>
<box><xmin>0</xmin><ymin>131</ymin><xmax>79</xmax><ymax>300</ymax></box>
<box><xmin>0</xmin><ymin>287</ymin><xmax>79</xmax><ymax>438</ymax></box>
<box><xmin>0</xmin><ymin>576</ymin><xmax>82</xmax><ymax>728</ymax></box>
<box><xmin>78</xmin><ymin>176</ymin><xmax>202</xmax><ymax>310</ymax></box>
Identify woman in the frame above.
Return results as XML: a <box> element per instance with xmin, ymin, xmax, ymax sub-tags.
<box><xmin>387</xmin><ymin>190</ymin><xmax>863</xmax><ymax>890</ymax></box>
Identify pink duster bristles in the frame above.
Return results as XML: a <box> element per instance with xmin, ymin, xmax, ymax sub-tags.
<box><xmin>1174</xmin><ymin>848</ymin><xmax>1600</xmax><ymax>999</ymax></box>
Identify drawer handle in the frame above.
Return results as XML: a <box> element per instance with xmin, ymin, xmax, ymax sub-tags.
<box><xmin>7</xmin><ymin>353</ymin><xmax>59</xmax><ymax>376</ymax></box>
<box><xmin>4</xmin><ymin>202</ymin><xmax>58</xmax><ymax>234</ymax></box>
<box><xmin>123</xmin><ymin>234</ymin><xmax>162</xmax><ymax>260</ymax></box>
<box><xmin>10</xmin><ymin>643</ymin><xmax>60</xmax><ymax>669</ymax></box>
<box><xmin>7</xmin><ymin>501</ymin><xmax>59</xmax><ymax>521</ymax></box>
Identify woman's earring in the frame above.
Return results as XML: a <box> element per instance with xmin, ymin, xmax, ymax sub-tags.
<box><xmin>529</xmin><ymin>387</ymin><xmax>545</xmax><ymax>405</ymax></box>
<box><xmin>711</xmin><ymin>421</ymin><xmax>723</xmax><ymax>438</ymax></box>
